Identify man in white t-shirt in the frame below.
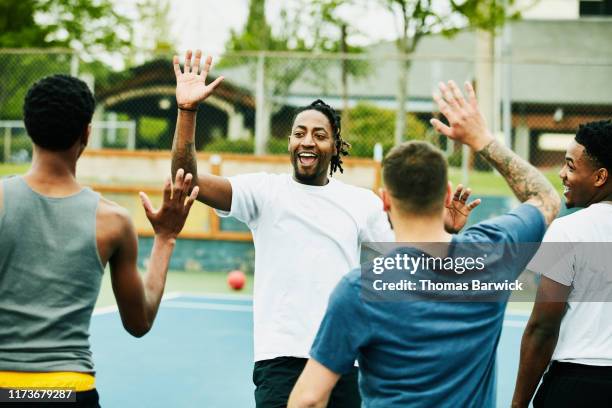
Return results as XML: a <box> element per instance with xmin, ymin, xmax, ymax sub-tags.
<box><xmin>169</xmin><ymin>50</ymin><xmax>480</xmax><ymax>407</ymax></box>
<box><xmin>512</xmin><ymin>120</ymin><xmax>612</xmax><ymax>408</ymax></box>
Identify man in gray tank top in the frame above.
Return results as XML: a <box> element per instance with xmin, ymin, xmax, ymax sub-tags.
<box><xmin>0</xmin><ymin>75</ymin><xmax>199</xmax><ymax>407</ymax></box>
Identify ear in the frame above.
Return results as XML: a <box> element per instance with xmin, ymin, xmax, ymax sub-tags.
<box><xmin>381</xmin><ymin>188</ymin><xmax>391</xmax><ymax>212</ymax></box>
<box><xmin>82</xmin><ymin>124</ymin><xmax>91</xmax><ymax>146</ymax></box>
<box><xmin>444</xmin><ymin>181</ymin><xmax>453</xmax><ymax>207</ymax></box>
<box><xmin>594</xmin><ymin>167</ymin><xmax>608</xmax><ymax>187</ymax></box>
<box><xmin>287</xmin><ymin>135</ymin><xmax>291</xmax><ymax>153</ymax></box>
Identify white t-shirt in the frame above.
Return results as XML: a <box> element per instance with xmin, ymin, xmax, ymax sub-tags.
<box><xmin>528</xmin><ymin>202</ymin><xmax>612</xmax><ymax>366</ymax></box>
<box><xmin>216</xmin><ymin>173</ymin><xmax>394</xmax><ymax>362</ymax></box>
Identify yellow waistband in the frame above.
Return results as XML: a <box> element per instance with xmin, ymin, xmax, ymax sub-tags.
<box><xmin>0</xmin><ymin>371</ymin><xmax>95</xmax><ymax>392</ymax></box>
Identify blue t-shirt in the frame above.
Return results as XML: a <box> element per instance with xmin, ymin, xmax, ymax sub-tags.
<box><xmin>310</xmin><ymin>204</ymin><xmax>546</xmax><ymax>408</ymax></box>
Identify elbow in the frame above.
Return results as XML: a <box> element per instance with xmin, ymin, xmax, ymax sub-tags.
<box><xmin>124</xmin><ymin>321</ymin><xmax>152</xmax><ymax>338</ymax></box>
<box><xmin>289</xmin><ymin>395</ymin><xmax>323</xmax><ymax>408</ymax></box>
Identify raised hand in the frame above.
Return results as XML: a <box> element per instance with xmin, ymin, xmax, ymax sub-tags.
<box><xmin>444</xmin><ymin>184</ymin><xmax>481</xmax><ymax>233</ymax></box>
<box><xmin>139</xmin><ymin>169</ymin><xmax>200</xmax><ymax>240</ymax></box>
<box><xmin>174</xmin><ymin>49</ymin><xmax>224</xmax><ymax>110</ymax></box>
<box><xmin>430</xmin><ymin>80</ymin><xmax>493</xmax><ymax>151</ymax></box>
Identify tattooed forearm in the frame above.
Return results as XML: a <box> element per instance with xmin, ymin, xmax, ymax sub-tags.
<box><xmin>478</xmin><ymin>140</ymin><xmax>560</xmax><ymax>225</ymax></box>
<box><xmin>171</xmin><ymin>141</ymin><xmax>198</xmax><ymax>181</ymax></box>
<box><xmin>171</xmin><ymin>110</ymin><xmax>199</xmax><ymax>188</ymax></box>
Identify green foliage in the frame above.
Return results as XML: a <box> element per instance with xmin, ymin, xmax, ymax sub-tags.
<box><xmin>346</xmin><ymin>103</ymin><xmax>429</xmax><ymax>157</ymax></box>
<box><xmin>204</xmin><ymin>139</ymin><xmax>255</xmax><ymax>154</ymax></box>
<box><xmin>137</xmin><ymin>116</ymin><xmax>169</xmax><ymax>149</ymax></box>
<box><xmin>0</xmin><ymin>0</ymin><xmax>51</xmax><ymax>47</ymax></box>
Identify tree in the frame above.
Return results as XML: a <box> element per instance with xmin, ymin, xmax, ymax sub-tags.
<box><xmin>222</xmin><ymin>0</ymin><xmax>371</xmax><ymax>153</ymax></box>
<box><xmin>0</xmin><ymin>0</ymin><xmax>134</xmax><ymax>116</ymax></box>
<box><xmin>222</xmin><ymin>0</ymin><xmax>312</xmax><ymax>154</ymax></box>
<box><xmin>381</xmin><ymin>0</ymin><xmax>520</xmax><ymax>145</ymax></box>
<box><xmin>304</xmin><ymin>0</ymin><xmax>372</xmax><ymax>135</ymax></box>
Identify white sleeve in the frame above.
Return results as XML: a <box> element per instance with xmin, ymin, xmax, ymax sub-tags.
<box><xmin>360</xmin><ymin>192</ymin><xmax>394</xmax><ymax>244</ymax></box>
<box><xmin>527</xmin><ymin>220</ymin><xmax>575</xmax><ymax>286</ymax></box>
<box><xmin>214</xmin><ymin>172</ymin><xmax>270</xmax><ymax>228</ymax></box>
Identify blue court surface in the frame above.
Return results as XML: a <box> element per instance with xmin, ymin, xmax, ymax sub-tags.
<box><xmin>91</xmin><ymin>293</ymin><xmax>529</xmax><ymax>407</ymax></box>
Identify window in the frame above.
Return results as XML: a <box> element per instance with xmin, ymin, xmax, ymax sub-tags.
<box><xmin>580</xmin><ymin>0</ymin><xmax>612</xmax><ymax>16</ymax></box>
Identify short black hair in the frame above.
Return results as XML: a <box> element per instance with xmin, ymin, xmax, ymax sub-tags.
<box><xmin>575</xmin><ymin>120</ymin><xmax>612</xmax><ymax>171</ymax></box>
<box><xmin>23</xmin><ymin>74</ymin><xmax>95</xmax><ymax>151</ymax></box>
<box><xmin>293</xmin><ymin>99</ymin><xmax>350</xmax><ymax>176</ymax></box>
<box><xmin>383</xmin><ymin>141</ymin><xmax>448</xmax><ymax>214</ymax></box>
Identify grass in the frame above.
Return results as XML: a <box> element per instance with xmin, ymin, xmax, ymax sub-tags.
<box><xmin>96</xmin><ymin>270</ymin><xmax>253</xmax><ymax>308</ymax></box>
<box><xmin>0</xmin><ymin>163</ymin><xmax>29</xmax><ymax>177</ymax></box>
<box><xmin>448</xmin><ymin>167</ymin><xmax>564</xmax><ymax>196</ymax></box>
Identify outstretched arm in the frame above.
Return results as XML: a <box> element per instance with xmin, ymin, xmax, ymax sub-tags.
<box><xmin>109</xmin><ymin>169</ymin><xmax>199</xmax><ymax>337</ymax></box>
<box><xmin>431</xmin><ymin>81</ymin><xmax>560</xmax><ymax>225</ymax></box>
<box><xmin>171</xmin><ymin>49</ymin><xmax>232</xmax><ymax>211</ymax></box>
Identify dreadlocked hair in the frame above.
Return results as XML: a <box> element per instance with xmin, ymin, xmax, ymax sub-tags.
<box><xmin>293</xmin><ymin>99</ymin><xmax>351</xmax><ymax>176</ymax></box>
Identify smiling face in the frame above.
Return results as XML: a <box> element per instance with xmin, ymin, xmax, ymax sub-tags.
<box><xmin>288</xmin><ymin>109</ymin><xmax>337</xmax><ymax>186</ymax></box>
<box><xmin>559</xmin><ymin>140</ymin><xmax>603</xmax><ymax>208</ymax></box>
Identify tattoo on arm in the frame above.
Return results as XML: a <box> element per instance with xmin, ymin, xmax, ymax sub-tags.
<box><xmin>171</xmin><ymin>141</ymin><xmax>198</xmax><ymax>181</ymax></box>
<box><xmin>479</xmin><ymin>140</ymin><xmax>560</xmax><ymax>224</ymax></box>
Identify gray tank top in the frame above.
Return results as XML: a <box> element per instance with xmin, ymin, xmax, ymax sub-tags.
<box><xmin>0</xmin><ymin>176</ymin><xmax>104</xmax><ymax>373</ymax></box>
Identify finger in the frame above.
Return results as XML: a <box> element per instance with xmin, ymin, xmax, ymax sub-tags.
<box><xmin>173</xmin><ymin>168</ymin><xmax>185</xmax><ymax>200</ymax></box>
<box><xmin>460</xmin><ymin>187</ymin><xmax>472</xmax><ymax>202</ymax></box>
<box><xmin>200</xmin><ymin>55</ymin><xmax>212</xmax><ymax>80</ymax></box>
<box><xmin>453</xmin><ymin>184</ymin><xmax>464</xmax><ymax>200</ymax></box>
<box><xmin>432</xmin><ymin>93</ymin><xmax>454</xmax><ymax>121</ymax></box>
<box><xmin>162</xmin><ymin>176</ymin><xmax>172</xmax><ymax>204</ymax></box>
<box><xmin>192</xmin><ymin>50</ymin><xmax>202</xmax><ymax>75</ymax></box>
<box><xmin>173</xmin><ymin>55</ymin><xmax>181</xmax><ymax>77</ymax></box>
<box><xmin>430</xmin><ymin>118</ymin><xmax>453</xmax><ymax>138</ymax></box>
<box><xmin>465</xmin><ymin>81</ymin><xmax>477</xmax><ymax>108</ymax></box>
<box><xmin>184</xmin><ymin>50</ymin><xmax>192</xmax><ymax>73</ymax></box>
<box><xmin>184</xmin><ymin>186</ymin><xmax>199</xmax><ymax>213</ymax></box>
<box><xmin>139</xmin><ymin>192</ymin><xmax>155</xmax><ymax>216</ymax></box>
<box><xmin>181</xmin><ymin>172</ymin><xmax>193</xmax><ymax>203</ymax></box>
<box><xmin>448</xmin><ymin>80</ymin><xmax>467</xmax><ymax>107</ymax></box>
<box><xmin>207</xmin><ymin>76</ymin><xmax>224</xmax><ymax>92</ymax></box>
<box><xmin>467</xmin><ymin>198</ymin><xmax>481</xmax><ymax>210</ymax></box>
<box><xmin>439</xmin><ymin>82</ymin><xmax>458</xmax><ymax>108</ymax></box>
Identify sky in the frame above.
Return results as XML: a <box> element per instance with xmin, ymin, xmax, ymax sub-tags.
<box><xmin>167</xmin><ymin>0</ymin><xmax>401</xmax><ymax>55</ymax></box>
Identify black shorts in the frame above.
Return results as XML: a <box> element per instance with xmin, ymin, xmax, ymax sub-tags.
<box><xmin>534</xmin><ymin>361</ymin><xmax>612</xmax><ymax>408</ymax></box>
<box><xmin>253</xmin><ymin>357</ymin><xmax>360</xmax><ymax>408</ymax></box>
<box><xmin>0</xmin><ymin>388</ymin><xmax>100</xmax><ymax>407</ymax></box>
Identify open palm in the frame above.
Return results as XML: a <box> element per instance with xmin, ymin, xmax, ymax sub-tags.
<box><xmin>444</xmin><ymin>184</ymin><xmax>481</xmax><ymax>233</ymax></box>
<box><xmin>174</xmin><ymin>50</ymin><xmax>224</xmax><ymax>110</ymax></box>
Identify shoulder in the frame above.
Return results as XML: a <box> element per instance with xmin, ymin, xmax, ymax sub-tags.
<box><xmin>459</xmin><ymin>203</ymin><xmax>546</xmax><ymax>243</ymax></box>
<box><xmin>332</xmin><ymin>180</ymin><xmax>382</xmax><ymax>208</ymax></box>
<box><xmin>97</xmin><ymin>196</ymin><xmax>133</xmax><ymax>233</ymax></box>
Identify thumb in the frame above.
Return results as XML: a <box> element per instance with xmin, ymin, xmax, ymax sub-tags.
<box><xmin>139</xmin><ymin>192</ymin><xmax>155</xmax><ymax>217</ymax></box>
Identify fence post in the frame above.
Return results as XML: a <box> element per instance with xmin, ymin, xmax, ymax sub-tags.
<box><xmin>254</xmin><ymin>52</ymin><xmax>266</xmax><ymax>155</ymax></box>
<box><xmin>70</xmin><ymin>52</ymin><xmax>80</xmax><ymax>77</ymax></box>
<box><xmin>3</xmin><ymin>127</ymin><xmax>10</xmax><ymax>163</ymax></box>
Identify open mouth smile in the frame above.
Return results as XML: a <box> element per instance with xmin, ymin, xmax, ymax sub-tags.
<box><xmin>297</xmin><ymin>152</ymin><xmax>318</xmax><ymax>166</ymax></box>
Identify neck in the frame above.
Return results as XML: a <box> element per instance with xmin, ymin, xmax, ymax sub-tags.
<box><xmin>391</xmin><ymin>211</ymin><xmax>452</xmax><ymax>243</ymax></box>
<box><xmin>292</xmin><ymin>173</ymin><xmax>329</xmax><ymax>186</ymax></box>
<box><xmin>24</xmin><ymin>146</ymin><xmax>81</xmax><ymax>195</ymax></box>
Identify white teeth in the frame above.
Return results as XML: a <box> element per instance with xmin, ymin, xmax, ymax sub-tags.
<box><xmin>564</xmin><ymin>186</ymin><xmax>570</xmax><ymax>193</ymax></box>
<box><xmin>298</xmin><ymin>153</ymin><xmax>316</xmax><ymax>157</ymax></box>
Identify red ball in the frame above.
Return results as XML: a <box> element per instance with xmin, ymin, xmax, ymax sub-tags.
<box><xmin>227</xmin><ymin>270</ymin><xmax>246</xmax><ymax>291</ymax></box>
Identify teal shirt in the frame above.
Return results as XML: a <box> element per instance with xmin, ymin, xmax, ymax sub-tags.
<box><xmin>0</xmin><ymin>176</ymin><xmax>104</xmax><ymax>373</ymax></box>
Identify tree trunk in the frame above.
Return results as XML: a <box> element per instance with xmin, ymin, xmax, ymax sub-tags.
<box><xmin>340</xmin><ymin>24</ymin><xmax>350</xmax><ymax>134</ymax></box>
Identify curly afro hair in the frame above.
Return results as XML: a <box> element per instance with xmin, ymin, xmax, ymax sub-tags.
<box><xmin>575</xmin><ymin>119</ymin><xmax>612</xmax><ymax>171</ymax></box>
<box><xmin>23</xmin><ymin>74</ymin><xmax>95</xmax><ymax>151</ymax></box>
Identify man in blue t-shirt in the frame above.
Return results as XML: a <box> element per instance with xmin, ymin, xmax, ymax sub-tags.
<box><xmin>288</xmin><ymin>81</ymin><xmax>561</xmax><ymax>407</ymax></box>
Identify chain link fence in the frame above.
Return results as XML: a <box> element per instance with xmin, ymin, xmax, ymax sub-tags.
<box><xmin>2</xmin><ymin>49</ymin><xmax>611</xmax><ymax>179</ymax></box>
